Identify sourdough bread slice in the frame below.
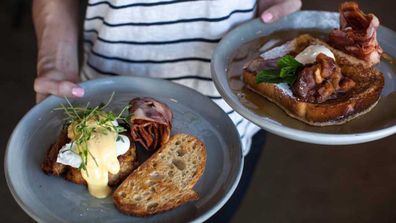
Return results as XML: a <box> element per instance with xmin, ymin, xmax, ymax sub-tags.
<box><xmin>243</xmin><ymin>34</ymin><xmax>384</xmax><ymax>126</ymax></box>
<box><xmin>113</xmin><ymin>134</ymin><xmax>206</xmax><ymax>216</ymax></box>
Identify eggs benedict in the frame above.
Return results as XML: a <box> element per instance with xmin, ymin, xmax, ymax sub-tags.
<box><xmin>53</xmin><ymin>99</ymin><xmax>132</xmax><ymax>198</ymax></box>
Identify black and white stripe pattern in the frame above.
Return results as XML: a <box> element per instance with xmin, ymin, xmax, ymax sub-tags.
<box><xmin>82</xmin><ymin>0</ymin><xmax>260</xmax><ymax>153</ymax></box>
<box><xmin>84</xmin><ymin>7</ymin><xmax>256</xmax><ymax>27</ymax></box>
<box><xmin>88</xmin><ymin>0</ymin><xmax>205</xmax><ymax>9</ymax></box>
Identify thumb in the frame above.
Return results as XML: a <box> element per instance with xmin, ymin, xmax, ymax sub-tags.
<box><xmin>261</xmin><ymin>0</ymin><xmax>302</xmax><ymax>23</ymax></box>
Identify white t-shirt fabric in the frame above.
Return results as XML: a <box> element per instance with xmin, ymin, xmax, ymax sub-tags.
<box><xmin>81</xmin><ymin>0</ymin><xmax>260</xmax><ymax>154</ymax></box>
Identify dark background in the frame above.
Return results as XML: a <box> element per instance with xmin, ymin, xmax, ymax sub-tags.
<box><xmin>1</xmin><ymin>0</ymin><xmax>395</xmax><ymax>222</ymax></box>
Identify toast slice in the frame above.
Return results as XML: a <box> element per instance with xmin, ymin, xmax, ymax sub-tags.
<box><xmin>113</xmin><ymin>134</ymin><xmax>206</xmax><ymax>216</ymax></box>
<box><xmin>41</xmin><ymin>130</ymin><xmax>138</xmax><ymax>187</ymax></box>
<box><xmin>41</xmin><ymin>128</ymin><xmax>70</xmax><ymax>176</ymax></box>
<box><xmin>243</xmin><ymin>34</ymin><xmax>384</xmax><ymax>126</ymax></box>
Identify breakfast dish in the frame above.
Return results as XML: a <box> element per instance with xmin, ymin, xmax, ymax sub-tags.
<box><xmin>243</xmin><ymin>2</ymin><xmax>384</xmax><ymax>126</ymax></box>
<box><xmin>41</xmin><ymin>99</ymin><xmax>139</xmax><ymax>198</ymax></box>
<box><xmin>212</xmin><ymin>7</ymin><xmax>396</xmax><ymax>144</ymax></box>
<box><xmin>243</xmin><ymin>34</ymin><xmax>384</xmax><ymax>126</ymax></box>
<box><xmin>41</xmin><ymin>95</ymin><xmax>207</xmax><ymax>215</ymax></box>
<box><xmin>5</xmin><ymin>77</ymin><xmax>242</xmax><ymax>222</ymax></box>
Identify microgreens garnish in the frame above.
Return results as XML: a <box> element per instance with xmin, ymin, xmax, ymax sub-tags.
<box><xmin>256</xmin><ymin>55</ymin><xmax>303</xmax><ymax>85</ymax></box>
<box><xmin>55</xmin><ymin>92</ymin><xmax>130</xmax><ymax>175</ymax></box>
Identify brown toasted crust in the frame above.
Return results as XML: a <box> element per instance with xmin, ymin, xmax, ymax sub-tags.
<box><xmin>115</xmin><ymin>186</ymin><xmax>199</xmax><ymax>217</ymax></box>
<box><xmin>108</xmin><ymin>145</ymin><xmax>139</xmax><ymax>187</ymax></box>
<box><xmin>64</xmin><ymin>167</ymin><xmax>86</xmax><ymax>185</ymax></box>
<box><xmin>42</xmin><ymin>131</ymin><xmax>138</xmax><ymax>187</ymax></box>
<box><xmin>243</xmin><ymin>34</ymin><xmax>384</xmax><ymax>126</ymax></box>
<box><xmin>113</xmin><ymin>134</ymin><xmax>206</xmax><ymax>216</ymax></box>
<box><xmin>41</xmin><ymin>128</ymin><xmax>69</xmax><ymax>176</ymax></box>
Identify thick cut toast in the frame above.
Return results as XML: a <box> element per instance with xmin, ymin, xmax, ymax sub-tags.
<box><xmin>41</xmin><ymin>130</ymin><xmax>138</xmax><ymax>187</ymax></box>
<box><xmin>41</xmin><ymin>129</ymin><xmax>70</xmax><ymax>176</ymax></box>
<box><xmin>243</xmin><ymin>34</ymin><xmax>384</xmax><ymax>126</ymax></box>
<box><xmin>113</xmin><ymin>134</ymin><xmax>206</xmax><ymax>216</ymax></box>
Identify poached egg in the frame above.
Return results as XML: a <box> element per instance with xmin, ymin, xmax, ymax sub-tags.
<box><xmin>56</xmin><ymin>120</ymin><xmax>130</xmax><ymax>169</ymax></box>
<box><xmin>56</xmin><ymin>135</ymin><xmax>130</xmax><ymax>168</ymax></box>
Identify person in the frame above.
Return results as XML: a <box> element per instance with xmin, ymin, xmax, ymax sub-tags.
<box><xmin>32</xmin><ymin>0</ymin><xmax>301</xmax><ymax>221</ymax></box>
<box><xmin>33</xmin><ymin>0</ymin><xmax>301</xmax><ymax>153</ymax></box>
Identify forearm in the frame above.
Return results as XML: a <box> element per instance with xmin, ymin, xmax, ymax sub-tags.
<box><xmin>33</xmin><ymin>0</ymin><xmax>79</xmax><ymax>78</ymax></box>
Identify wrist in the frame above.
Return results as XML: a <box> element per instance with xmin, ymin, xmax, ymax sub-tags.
<box><xmin>33</xmin><ymin>0</ymin><xmax>80</xmax><ymax>81</ymax></box>
<box><xmin>37</xmin><ymin>39</ymin><xmax>79</xmax><ymax>82</ymax></box>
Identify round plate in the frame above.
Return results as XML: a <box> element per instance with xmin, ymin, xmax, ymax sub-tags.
<box><xmin>211</xmin><ymin>11</ymin><xmax>396</xmax><ymax>145</ymax></box>
<box><xmin>4</xmin><ymin>76</ymin><xmax>242</xmax><ymax>223</ymax></box>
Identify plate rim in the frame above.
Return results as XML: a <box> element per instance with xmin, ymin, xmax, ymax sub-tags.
<box><xmin>211</xmin><ymin>11</ymin><xmax>396</xmax><ymax>145</ymax></box>
<box><xmin>4</xmin><ymin>76</ymin><xmax>243</xmax><ymax>223</ymax></box>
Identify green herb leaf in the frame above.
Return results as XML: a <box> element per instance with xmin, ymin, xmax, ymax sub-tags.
<box><xmin>256</xmin><ymin>70</ymin><xmax>283</xmax><ymax>84</ymax></box>
<box><xmin>280</xmin><ymin>66</ymin><xmax>300</xmax><ymax>79</ymax></box>
<box><xmin>277</xmin><ymin>55</ymin><xmax>303</xmax><ymax>68</ymax></box>
<box><xmin>256</xmin><ymin>55</ymin><xmax>303</xmax><ymax>85</ymax></box>
<box><xmin>283</xmin><ymin>75</ymin><xmax>297</xmax><ymax>85</ymax></box>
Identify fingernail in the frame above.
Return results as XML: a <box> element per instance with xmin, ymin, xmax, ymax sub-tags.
<box><xmin>262</xmin><ymin>12</ymin><xmax>273</xmax><ymax>23</ymax></box>
<box><xmin>72</xmin><ymin>87</ymin><xmax>85</xmax><ymax>97</ymax></box>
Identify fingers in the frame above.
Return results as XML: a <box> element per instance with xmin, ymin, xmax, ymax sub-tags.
<box><xmin>34</xmin><ymin>77</ymin><xmax>84</xmax><ymax>97</ymax></box>
<box><xmin>34</xmin><ymin>70</ymin><xmax>84</xmax><ymax>103</ymax></box>
<box><xmin>261</xmin><ymin>0</ymin><xmax>302</xmax><ymax>23</ymax></box>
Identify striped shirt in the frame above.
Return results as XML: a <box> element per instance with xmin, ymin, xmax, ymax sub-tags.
<box><xmin>82</xmin><ymin>0</ymin><xmax>260</xmax><ymax>155</ymax></box>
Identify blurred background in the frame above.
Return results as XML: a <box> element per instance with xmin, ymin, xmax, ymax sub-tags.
<box><xmin>1</xmin><ymin>0</ymin><xmax>395</xmax><ymax>222</ymax></box>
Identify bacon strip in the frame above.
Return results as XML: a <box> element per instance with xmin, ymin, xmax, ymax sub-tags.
<box><xmin>244</xmin><ymin>57</ymin><xmax>278</xmax><ymax>73</ymax></box>
<box><xmin>129</xmin><ymin>97</ymin><xmax>172</xmax><ymax>151</ymax></box>
<box><xmin>329</xmin><ymin>2</ymin><xmax>383</xmax><ymax>65</ymax></box>
<box><xmin>292</xmin><ymin>53</ymin><xmax>355</xmax><ymax>103</ymax></box>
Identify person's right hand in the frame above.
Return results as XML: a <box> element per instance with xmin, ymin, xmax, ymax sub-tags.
<box><xmin>34</xmin><ymin>69</ymin><xmax>84</xmax><ymax>103</ymax></box>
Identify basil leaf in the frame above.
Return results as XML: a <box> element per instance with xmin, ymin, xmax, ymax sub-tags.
<box><xmin>283</xmin><ymin>75</ymin><xmax>297</xmax><ymax>85</ymax></box>
<box><xmin>256</xmin><ymin>55</ymin><xmax>304</xmax><ymax>85</ymax></box>
<box><xmin>256</xmin><ymin>70</ymin><xmax>283</xmax><ymax>84</ymax></box>
<box><xmin>279</xmin><ymin>66</ymin><xmax>294</xmax><ymax>78</ymax></box>
<box><xmin>282</xmin><ymin>66</ymin><xmax>302</xmax><ymax>78</ymax></box>
<box><xmin>277</xmin><ymin>55</ymin><xmax>303</xmax><ymax>68</ymax></box>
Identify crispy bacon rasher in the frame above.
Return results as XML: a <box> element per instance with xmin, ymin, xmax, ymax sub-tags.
<box><xmin>292</xmin><ymin>53</ymin><xmax>355</xmax><ymax>103</ymax></box>
<box><xmin>329</xmin><ymin>2</ymin><xmax>383</xmax><ymax>65</ymax></box>
<box><xmin>129</xmin><ymin>97</ymin><xmax>172</xmax><ymax>151</ymax></box>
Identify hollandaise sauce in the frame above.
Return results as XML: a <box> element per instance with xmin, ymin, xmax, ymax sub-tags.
<box><xmin>82</xmin><ymin>128</ymin><xmax>119</xmax><ymax>198</ymax></box>
<box><xmin>68</xmin><ymin>116</ymin><xmax>121</xmax><ymax>198</ymax></box>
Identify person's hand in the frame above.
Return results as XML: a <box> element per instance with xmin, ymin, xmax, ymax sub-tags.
<box><xmin>34</xmin><ymin>69</ymin><xmax>84</xmax><ymax>103</ymax></box>
<box><xmin>33</xmin><ymin>0</ymin><xmax>81</xmax><ymax>103</ymax></box>
<box><xmin>258</xmin><ymin>0</ymin><xmax>302</xmax><ymax>23</ymax></box>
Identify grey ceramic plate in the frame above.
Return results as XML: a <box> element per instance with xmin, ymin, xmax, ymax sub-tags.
<box><xmin>4</xmin><ymin>76</ymin><xmax>242</xmax><ymax>223</ymax></box>
<box><xmin>211</xmin><ymin>11</ymin><xmax>396</xmax><ymax>145</ymax></box>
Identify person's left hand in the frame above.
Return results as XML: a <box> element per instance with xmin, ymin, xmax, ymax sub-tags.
<box><xmin>258</xmin><ymin>0</ymin><xmax>302</xmax><ymax>23</ymax></box>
